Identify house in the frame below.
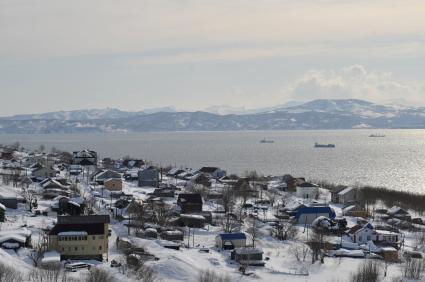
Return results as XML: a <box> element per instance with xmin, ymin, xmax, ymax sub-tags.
<box><xmin>177</xmin><ymin>193</ymin><xmax>203</xmax><ymax>213</ymax></box>
<box><xmin>387</xmin><ymin>206</ymin><xmax>411</xmax><ymax>221</ymax></box>
<box><xmin>124</xmin><ymin>169</ymin><xmax>139</xmax><ymax>181</ymax></box>
<box><xmin>0</xmin><ymin>203</ymin><xmax>5</xmax><ymax>222</ymax></box>
<box><xmin>0</xmin><ymin>228</ymin><xmax>32</xmax><ymax>250</ymax></box>
<box><xmin>69</xmin><ymin>165</ymin><xmax>83</xmax><ymax>176</ymax></box>
<box><xmin>198</xmin><ymin>167</ymin><xmax>226</xmax><ymax>179</ymax></box>
<box><xmin>138</xmin><ymin>167</ymin><xmax>160</xmax><ymax>187</ymax></box>
<box><xmin>296</xmin><ymin>182</ymin><xmax>319</xmax><ymax>200</ymax></box>
<box><xmin>122</xmin><ymin>159</ymin><xmax>144</xmax><ymax>169</ymax></box>
<box><xmin>348</xmin><ymin>223</ymin><xmax>399</xmax><ymax>246</ymax></box>
<box><xmin>295</xmin><ymin>205</ymin><xmax>336</xmax><ymax>225</ymax></box>
<box><xmin>0</xmin><ymin>196</ymin><xmax>18</xmax><ymax>209</ymax></box>
<box><xmin>32</xmin><ymin>164</ymin><xmax>56</xmax><ymax>178</ymax></box>
<box><xmin>331</xmin><ymin>186</ymin><xmax>357</xmax><ymax>205</ymax></box>
<box><xmin>343</xmin><ymin>205</ymin><xmax>369</xmax><ymax>218</ymax></box>
<box><xmin>231</xmin><ymin>247</ymin><xmax>264</xmax><ymax>266</ymax></box>
<box><xmin>104</xmin><ymin>178</ymin><xmax>123</xmax><ymax>191</ymax></box>
<box><xmin>47</xmin><ymin>215</ymin><xmax>110</xmax><ymax>261</ymax></box>
<box><xmin>91</xmin><ymin>170</ymin><xmax>121</xmax><ymax>185</ymax></box>
<box><xmin>152</xmin><ymin>188</ymin><xmax>175</xmax><ymax>198</ymax></box>
<box><xmin>166</xmin><ymin>168</ymin><xmax>185</xmax><ymax>178</ymax></box>
<box><xmin>179</xmin><ymin>214</ymin><xmax>205</xmax><ymax>228</ymax></box>
<box><xmin>73</xmin><ymin>150</ymin><xmax>97</xmax><ymax>166</ymax></box>
<box><xmin>216</xmin><ymin>233</ymin><xmax>247</xmax><ymax>250</ymax></box>
<box><xmin>56</xmin><ymin>197</ymin><xmax>83</xmax><ymax>215</ymax></box>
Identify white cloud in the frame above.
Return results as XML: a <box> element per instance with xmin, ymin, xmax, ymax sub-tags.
<box><xmin>285</xmin><ymin>65</ymin><xmax>425</xmax><ymax>105</ymax></box>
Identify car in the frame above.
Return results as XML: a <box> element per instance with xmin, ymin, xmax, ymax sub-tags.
<box><xmin>199</xmin><ymin>247</ymin><xmax>210</xmax><ymax>253</ymax></box>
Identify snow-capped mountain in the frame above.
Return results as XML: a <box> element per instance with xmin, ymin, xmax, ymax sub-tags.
<box><xmin>1</xmin><ymin>99</ymin><xmax>425</xmax><ymax>133</ymax></box>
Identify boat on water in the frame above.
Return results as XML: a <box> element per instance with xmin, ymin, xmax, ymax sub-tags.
<box><xmin>369</xmin><ymin>134</ymin><xmax>386</xmax><ymax>138</ymax></box>
<box><xmin>260</xmin><ymin>139</ymin><xmax>274</xmax><ymax>144</ymax></box>
<box><xmin>314</xmin><ymin>142</ymin><xmax>335</xmax><ymax>148</ymax></box>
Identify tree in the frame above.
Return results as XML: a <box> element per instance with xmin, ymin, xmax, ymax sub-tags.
<box><xmin>28</xmin><ymin>238</ymin><xmax>45</xmax><ymax>267</ymax></box>
<box><xmin>308</xmin><ymin>231</ymin><xmax>325</xmax><ymax>264</ymax></box>
<box><xmin>246</xmin><ymin>216</ymin><xmax>259</xmax><ymax>247</ymax></box>
<box><xmin>21</xmin><ymin>188</ymin><xmax>38</xmax><ymax>212</ymax></box>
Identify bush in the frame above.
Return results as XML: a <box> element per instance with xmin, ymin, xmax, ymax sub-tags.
<box><xmin>198</xmin><ymin>269</ymin><xmax>231</xmax><ymax>282</ymax></box>
<box><xmin>84</xmin><ymin>268</ymin><xmax>114</xmax><ymax>282</ymax></box>
<box><xmin>350</xmin><ymin>261</ymin><xmax>381</xmax><ymax>282</ymax></box>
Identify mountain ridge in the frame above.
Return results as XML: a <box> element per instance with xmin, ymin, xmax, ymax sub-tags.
<box><xmin>1</xmin><ymin>99</ymin><xmax>425</xmax><ymax>133</ymax></box>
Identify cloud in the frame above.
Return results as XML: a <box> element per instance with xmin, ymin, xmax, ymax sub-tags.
<box><xmin>1</xmin><ymin>0</ymin><xmax>425</xmax><ymax>61</ymax></box>
<box><xmin>285</xmin><ymin>65</ymin><xmax>425</xmax><ymax>105</ymax></box>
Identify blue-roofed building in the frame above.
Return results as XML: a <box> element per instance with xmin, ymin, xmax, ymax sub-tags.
<box><xmin>215</xmin><ymin>233</ymin><xmax>247</xmax><ymax>250</ymax></box>
<box><xmin>295</xmin><ymin>206</ymin><xmax>336</xmax><ymax>225</ymax></box>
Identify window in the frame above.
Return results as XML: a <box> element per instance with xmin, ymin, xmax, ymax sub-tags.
<box><xmin>99</xmin><ymin>246</ymin><xmax>102</xmax><ymax>250</ymax></box>
<box><xmin>92</xmin><ymin>236</ymin><xmax>95</xmax><ymax>240</ymax></box>
<box><xmin>367</xmin><ymin>236</ymin><xmax>371</xmax><ymax>241</ymax></box>
<box><xmin>62</xmin><ymin>247</ymin><xmax>64</xmax><ymax>251</ymax></box>
<box><xmin>84</xmin><ymin>236</ymin><xmax>87</xmax><ymax>240</ymax></box>
<box><xmin>75</xmin><ymin>247</ymin><xmax>78</xmax><ymax>251</ymax></box>
<box><xmin>358</xmin><ymin>236</ymin><xmax>362</xmax><ymax>242</ymax></box>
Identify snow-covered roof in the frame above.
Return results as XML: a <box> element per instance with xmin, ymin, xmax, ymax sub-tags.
<box><xmin>338</xmin><ymin>186</ymin><xmax>354</xmax><ymax>195</ymax></box>
<box><xmin>58</xmin><ymin>231</ymin><xmax>88</xmax><ymax>236</ymax></box>
<box><xmin>42</xmin><ymin>251</ymin><xmax>61</xmax><ymax>264</ymax></box>
<box><xmin>0</xmin><ymin>203</ymin><xmax>5</xmax><ymax>210</ymax></box>
<box><xmin>0</xmin><ymin>234</ymin><xmax>26</xmax><ymax>244</ymax></box>
<box><xmin>234</xmin><ymin>247</ymin><xmax>263</xmax><ymax>255</ymax></box>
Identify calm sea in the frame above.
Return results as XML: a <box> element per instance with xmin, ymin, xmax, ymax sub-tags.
<box><xmin>1</xmin><ymin>130</ymin><xmax>425</xmax><ymax>193</ymax></box>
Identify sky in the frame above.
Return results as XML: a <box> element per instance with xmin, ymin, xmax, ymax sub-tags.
<box><xmin>1</xmin><ymin>0</ymin><xmax>425</xmax><ymax>115</ymax></box>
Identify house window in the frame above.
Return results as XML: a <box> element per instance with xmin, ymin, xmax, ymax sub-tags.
<box><xmin>358</xmin><ymin>236</ymin><xmax>362</xmax><ymax>242</ymax></box>
<box><xmin>367</xmin><ymin>236</ymin><xmax>371</xmax><ymax>241</ymax></box>
<box><xmin>99</xmin><ymin>246</ymin><xmax>102</xmax><ymax>250</ymax></box>
<box><xmin>62</xmin><ymin>247</ymin><xmax>64</xmax><ymax>251</ymax></box>
<box><xmin>75</xmin><ymin>247</ymin><xmax>78</xmax><ymax>251</ymax></box>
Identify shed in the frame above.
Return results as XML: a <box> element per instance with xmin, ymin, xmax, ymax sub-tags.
<box><xmin>161</xmin><ymin>230</ymin><xmax>184</xmax><ymax>241</ymax></box>
<box><xmin>215</xmin><ymin>233</ymin><xmax>247</xmax><ymax>250</ymax></box>
<box><xmin>231</xmin><ymin>247</ymin><xmax>265</xmax><ymax>266</ymax></box>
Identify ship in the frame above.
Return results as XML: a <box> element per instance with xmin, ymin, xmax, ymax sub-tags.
<box><xmin>260</xmin><ymin>139</ymin><xmax>274</xmax><ymax>144</ymax></box>
<box><xmin>369</xmin><ymin>134</ymin><xmax>386</xmax><ymax>138</ymax></box>
<box><xmin>314</xmin><ymin>142</ymin><xmax>335</xmax><ymax>148</ymax></box>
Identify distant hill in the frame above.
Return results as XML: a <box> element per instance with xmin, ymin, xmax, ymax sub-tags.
<box><xmin>1</xmin><ymin>99</ymin><xmax>425</xmax><ymax>133</ymax></box>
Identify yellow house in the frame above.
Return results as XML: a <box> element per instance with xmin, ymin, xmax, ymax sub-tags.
<box><xmin>47</xmin><ymin>215</ymin><xmax>110</xmax><ymax>261</ymax></box>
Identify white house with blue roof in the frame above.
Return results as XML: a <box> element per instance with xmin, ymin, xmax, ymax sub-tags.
<box><xmin>215</xmin><ymin>233</ymin><xmax>247</xmax><ymax>250</ymax></box>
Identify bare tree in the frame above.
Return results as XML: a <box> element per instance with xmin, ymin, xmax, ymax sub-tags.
<box><xmin>134</xmin><ymin>264</ymin><xmax>159</xmax><ymax>282</ymax></box>
<box><xmin>84</xmin><ymin>268</ymin><xmax>114</xmax><ymax>282</ymax></box>
<box><xmin>275</xmin><ymin>220</ymin><xmax>298</xmax><ymax>241</ymax></box>
<box><xmin>198</xmin><ymin>269</ymin><xmax>231</xmax><ymax>282</ymax></box>
<box><xmin>28</xmin><ymin>239</ymin><xmax>45</xmax><ymax>267</ymax></box>
<box><xmin>308</xmin><ymin>231</ymin><xmax>325</xmax><ymax>264</ymax></box>
<box><xmin>153</xmin><ymin>203</ymin><xmax>174</xmax><ymax>227</ymax></box>
<box><xmin>21</xmin><ymin>188</ymin><xmax>38</xmax><ymax>212</ymax></box>
<box><xmin>350</xmin><ymin>260</ymin><xmax>382</xmax><ymax>282</ymax></box>
<box><xmin>402</xmin><ymin>258</ymin><xmax>425</xmax><ymax>280</ymax></box>
<box><xmin>246</xmin><ymin>217</ymin><xmax>259</xmax><ymax>247</ymax></box>
<box><xmin>0</xmin><ymin>261</ymin><xmax>23</xmax><ymax>282</ymax></box>
<box><xmin>289</xmin><ymin>244</ymin><xmax>310</xmax><ymax>263</ymax></box>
